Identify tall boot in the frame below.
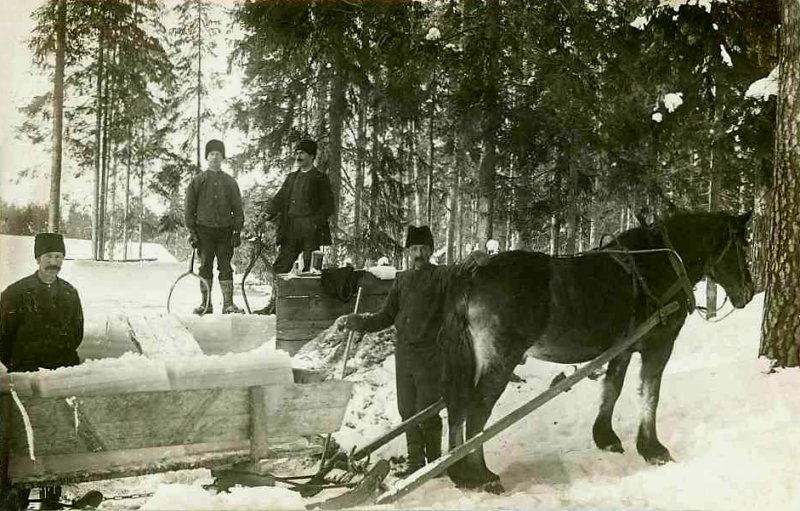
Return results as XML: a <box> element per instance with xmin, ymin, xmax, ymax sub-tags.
<box><xmin>396</xmin><ymin>427</ymin><xmax>426</xmax><ymax>477</ymax></box>
<box><xmin>422</xmin><ymin>417</ymin><xmax>447</xmax><ymax>477</ymax></box>
<box><xmin>193</xmin><ymin>279</ymin><xmax>213</xmax><ymax>315</ymax></box>
<box><xmin>220</xmin><ymin>280</ymin><xmax>243</xmax><ymax>314</ymax></box>
<box><xmin>255</xmin><ymin>276</ymin><xmax>277</xmax><ymax>315</ymax></box>
<box><xmin>40</xmin><ymin>486</ymin><xmax>62</xmax><ymax>511</ymax></box>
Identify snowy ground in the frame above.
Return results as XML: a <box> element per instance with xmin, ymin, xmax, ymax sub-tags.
<box><xmin>3</xmin><ymin>236</ymin><xmax>798</xmax><ymax>510</ymax></box>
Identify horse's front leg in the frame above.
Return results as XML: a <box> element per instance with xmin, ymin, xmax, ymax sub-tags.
<box><xmin>593</xmin><ymin>351</ymin><xmax>632</xmax><ymax>453</ymax></box>
<box><xmin>636</xmin><ymin>333</ymin><xmax>677</xmax><ymax>465</ymax></box>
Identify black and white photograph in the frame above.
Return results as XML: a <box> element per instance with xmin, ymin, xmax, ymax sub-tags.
<box><xmin>1</xmin><ymin>0</ymin><xmax>798</xmax><ymax>509</ymax></box>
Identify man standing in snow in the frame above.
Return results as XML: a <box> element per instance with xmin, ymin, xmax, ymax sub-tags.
<box><xmin>185</xmin><ymin>139</ymin><xmax>245</xmax><ymax>315</ymax></box>
<box><xmin>0</xmin><ymin>232</ymin><xmax>84</xmax><ymax>509</ymax></box>
<box><xmin>260</xmin><ymin>139</ymin><xmax>335</xmax><ymax>314</ymax></box>
<box><xmin>335</xmin><ymin>225</ymin><xmax>485</xmax><ymax>477</ymax></box>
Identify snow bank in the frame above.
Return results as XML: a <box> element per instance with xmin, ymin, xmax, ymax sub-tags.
<box><xmin>140</xmin><ymin>484</ymin><xmax>305</xmax><ymax>511</ymax></box>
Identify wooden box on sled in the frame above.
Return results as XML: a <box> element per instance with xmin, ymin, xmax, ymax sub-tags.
<box><xmin>0</xmin><ymin>337</ymin><xmax>353</xmax><ymax>488</ymax></box>
<box><xmin>276</xmin><ymin>271</ymin><xmax>393</xmax><ymax>355</ymax></box>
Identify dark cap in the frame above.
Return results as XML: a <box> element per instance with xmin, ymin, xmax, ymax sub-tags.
<box><xmin>34</xmin><ymin>233</ymin><xmax>66</xmax><ymax>259</ymax></box>
<box><xmin>405</xmin><ymin>225</ymin><xmax>434</xmax><ymax>250</ymax></box>
<box><xmin>295</xmin><ymin>139</ymin><xmax>317</xmax><ymax>157</ymax></box>
<box><xmin>205</xmin><ymin>139</ymin><xmax>225</xmax><ymax>159</ymax></box>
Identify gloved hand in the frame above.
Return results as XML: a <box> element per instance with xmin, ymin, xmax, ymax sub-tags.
<box><xmin>188</xmin><ymin>231</ymin><xmax>200</xmax><ymax>249</ymax></box>
<box><xmin>468</xmin><ymin>249</ymin><xmax>490</xmax><ymax>267</ymax></box>
<box><xmin>335</xmin><ymin>313</ymin><xmax>365</xmax><ymax>332</ymax></box>
<box><xmin>232</xmin><ymin>231</ymin><xmax>242</xmax><ymax>248</ymax></box>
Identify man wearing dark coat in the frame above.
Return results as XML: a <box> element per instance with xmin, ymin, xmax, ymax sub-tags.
<box><xmin>261</xmin><ymin>139</ymin><xmax>335</xmax><ymax>314</ymax></box>
<box><xmin>334</xmin><ymin>225</ymin><xmax>464</xmax><ymax>477</ymax></box>
<box><xmin>0</xmin><ymin>233</ymin><xmax>83</xmax><ymax>509</ymax></box>
<box><xmin>185</xmin><ymin>139</ymin><xmax>245</xmax><ymax>315</ymax></box>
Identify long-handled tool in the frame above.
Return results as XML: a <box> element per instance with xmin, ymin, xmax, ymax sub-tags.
<box><xmin>167</xmin><ymin>249</ymin><xmax>210</xmax><ymax>314</ymax></box>
<box><xmin>298</xmin><ymin>287</ymin><xmax>364</xmax><ymax>498</ymax></box>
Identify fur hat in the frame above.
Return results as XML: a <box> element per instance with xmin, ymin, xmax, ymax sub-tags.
<box><xmin>405</xmin><ymin>225</ymin><xmax>434</xmax><ymax>250</ymax></box>
<box><xmin>34</xmin><ymin>233</ymin><xmax>66</xmax><ymax>259</ymax></box>
<box><xmin>205</xmin><ymin>139</ymin><xmax>225</xmax><ymax>159</ymax></box>
<box><xmin>295</xmin><ymin>139</ymin><xmax>318</xmax><ymax>157</ymax></box>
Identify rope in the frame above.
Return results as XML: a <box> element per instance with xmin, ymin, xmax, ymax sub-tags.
<box><xmin>9</xmin><ymin>383</ymin><xmax>35</xmax><ymax>461</ymax></box>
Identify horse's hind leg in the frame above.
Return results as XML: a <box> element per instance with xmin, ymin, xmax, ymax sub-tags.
<box><xmin>593</xmin><ymin>351</ymin><xmax>632</xmax><ymax>453</ymax></box>
<box><xmin>636</xmin><ymin>332</ymin><xmax>677</xmax><ymax>465</ymax></box>
<box><xmin>448</xmin><ymin>364</ymin><xmax>511</xmax><ymax>494</ymax></box>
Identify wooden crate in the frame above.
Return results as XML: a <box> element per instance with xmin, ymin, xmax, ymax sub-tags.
<box><xmin>276</xmin><ymin>272</ymin><xmax>393</xmax><ymax>355</ymax></box>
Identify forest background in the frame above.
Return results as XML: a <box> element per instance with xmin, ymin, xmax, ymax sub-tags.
<box><xmin>2</xmin><ymin>0</ymin><xmax>798</xmax><ymax>365</ymax></box>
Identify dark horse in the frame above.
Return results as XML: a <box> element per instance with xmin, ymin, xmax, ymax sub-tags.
<box><xmin>440</xmin><ymin>211</ymin><xmax>754</xmax><ymax>493</ymax></box>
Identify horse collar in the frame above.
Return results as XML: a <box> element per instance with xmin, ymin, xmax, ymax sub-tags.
<box><xmin>658</xmin><ymin>226</ymin><xmax>697</xmax><ymax>314</ymax></box>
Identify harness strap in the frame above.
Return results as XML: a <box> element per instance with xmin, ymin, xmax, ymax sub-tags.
<box><xmin>659</xmin><ymin>227</ymin><xmax>697</xmax><ymax>314</ymax></box>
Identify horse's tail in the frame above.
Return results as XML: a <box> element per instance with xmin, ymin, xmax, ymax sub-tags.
<box><xmin>439</xmin><ymin>267</ymin><xmax>477</xmax><ymax>422</ymax></box>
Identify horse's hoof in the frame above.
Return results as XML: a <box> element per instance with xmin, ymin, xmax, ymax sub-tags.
<box><xmin>639</xmin><ymin>444</ymin><xmax>674</xmax><ymax>465</ymax></box>
<box><xmin>482</xmin><ymin>480</ymin><xmax>505</xmax><ymax>494</ymax></box>
<box><xmin>601</xmin><ymin>442</ymin><xmax>625</xmax><ymax>454</ymax></box>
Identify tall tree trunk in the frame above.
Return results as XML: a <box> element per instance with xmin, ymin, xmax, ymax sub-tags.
<box><xmin>427</xmin><ymin>75</ymin><xmax>435</xmax><ymax>227</ymax></box>
<box><xmin>92</xmin><ymin>27</ymin><xmax>105</xmax><ymax>260</ymax></box>
<box><xmin>752</xmin><ymin>156</ymin><xmax>770</xmax><ymax>291</ymax></box>
<box><xmin>564</xmin><ymin>147</ymin><xmax>578</xmax><ymax>254</ymax></box>
<box><xmin>354</xmin><ymin>94</ymin><xmax>366</xmax><ymax>245</ymax></box>
<box><xmin>760</xmin><ymin>0</ymin><xmax>800</xmax><ymax>368</ymax></box>
<box><xmin>108</xmin><ymin>147</ymin><xmax>118</xmax><ymax>260</ymax></box>
<box><xmin>196</xmin><ymin>0</ymin><xmax>202</xmax><ymax>171</ymax></box>
<box><xmin>123</xmin><ymin>131</ymin><xmax>131</xmax><ymax>260</ymax></box>
<box><xmin>477</xmin><ymin>0</ymin><xmax>501</xmax><ymax>247</ymax></box>
<box><xmin>706</xmin><ymin>176</ymin><xmax>719</xmax><ymax>318</ymax></box>
<box><xmin>411</xmin><ymin>119</ymin><xmax>422</xmax><ymax>224</ymax></box>
<box><xmin>329</xmin><ymin>50</ymin><xmax>346</xmax><ymax>257</ymax></box>
<box><xmin>48</xmin><ymin>0</ymin><xmax>67</xmax><ymax>234</ymax></box>
<box><xmin>138</xmin><ymin>137</ymin><xmax>144</xmax><ymax>260</ymax></box>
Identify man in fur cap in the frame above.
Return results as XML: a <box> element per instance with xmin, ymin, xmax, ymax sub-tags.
<box><xmin>260</xmin><ymin>138</ymin><xmax>334</xmax><ymax>314</ymax></box>
<box><xmin>335</xmin><ymin>225</ymin><xmax>486</xmax><ymax>477</ymax></box>
<box><xmin>0</xmin><ymin>233</ymin><xmax>83</xmax><ymax>509</ymax></box>
<box><xmin>185</xmin><ymin>139</ymin><xmax>245</xmax><ymax>314</ymax></box>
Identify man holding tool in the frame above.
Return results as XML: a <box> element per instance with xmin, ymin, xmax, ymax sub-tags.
<box><xmin>335</xmin><ymin>225</ymin><xmax>487</xmax><ymax>477</ymax></box>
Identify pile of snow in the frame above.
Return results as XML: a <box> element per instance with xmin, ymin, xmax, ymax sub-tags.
<box><xmin>140</xmin><ymin>484</ymin><xmax>304</xmax><ymax>511</ymax></box>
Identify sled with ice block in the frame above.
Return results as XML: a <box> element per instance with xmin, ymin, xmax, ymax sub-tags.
<box><xmin>0</xmin><ymin>319</ymin><xmax>354</xmax><ymax>490</ymax></box>
<box><xmin>276</xmin><ymin>271</ymin><xmax>393</xmax><ymax>355</ymax></box>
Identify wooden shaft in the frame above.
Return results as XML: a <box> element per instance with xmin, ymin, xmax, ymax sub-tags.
<box><xmin>352</xmin><ymin>399</ymin><xmax>446</xmax><ymax>461</ymax></box>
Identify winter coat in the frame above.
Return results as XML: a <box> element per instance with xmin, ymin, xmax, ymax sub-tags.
<box><xmin>266</xmin><ymin>168</ymin><xmax>334</xmax><ymax>247</ymax></box>
<box><xmin>185</xmin><ymin>169</ymin><xmax>244</xmax><ymax>232</ymax></box>
<box><xmin>357</xmin><ymin>265</ymin><xmax>455</xmax><ymax>352</ymax></box>
<box><xmin>0</xmin><ymin>273</ymin><xmax>84</xmax><ymax>372</ymax></box>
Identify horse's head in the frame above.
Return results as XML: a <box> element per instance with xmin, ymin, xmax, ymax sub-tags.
<box><xmin>705</xmin><ymin>211</ymin><xmax>755</xmax><ymax>309</ymax></box>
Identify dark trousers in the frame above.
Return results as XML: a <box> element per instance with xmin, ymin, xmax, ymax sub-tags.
<box><xmin>395</xmin><ymin>344</ymin><xmax>443</xmax><ymax>464</ymax></box>
<box><xmin>197</xmin><ymin>225</ymin><xmax>234</xmax><ymax>281</ymax></box>
<box><xmin>273</xmin><ymin>217</ymin><xmax>319</xmax><ymax>273</ymax></box>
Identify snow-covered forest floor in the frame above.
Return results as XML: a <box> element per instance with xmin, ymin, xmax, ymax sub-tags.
<box><xmin>2</xmin><ymin>240</ymin><xmax>798</xmax><ymax>510</ymax></box>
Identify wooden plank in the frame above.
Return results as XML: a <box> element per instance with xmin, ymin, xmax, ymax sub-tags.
<box><xmin>5</xmin><ymin>390</ymin><xmax>251</xmax><ymax>457</ymax></box>
<box><xmin>8</xmin><ymin>441</ymin><xmax>251</xmax><ymax>486</ymax></box>
<box><xmin>276</xmin><ymin>273</ymin><xmax>393</xmax><ymax>299</ymax></box>
<box><xmin>127</xmin><ymin>313</ymin><xmax>204</xmax><ymax>359</ymax></box>
<box><xmin>250</xmin><ymin>387</ymin><xmax>270</xmax><ymax>460</ymax></box>
<box><xmin>259</xmin><ymin>381</ymin><xmax>353</xmax><ymax>439</ymax></box>
<box><xmin>277</xmin><ymin>295</ymin><xmax>386</xmax><ymax>321</ymax></box>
